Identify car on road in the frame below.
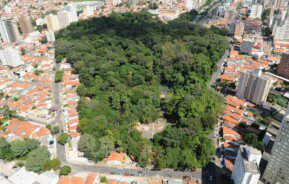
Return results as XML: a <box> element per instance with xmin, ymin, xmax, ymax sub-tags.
<box><xmin>110</xmin><ymin>172</ymin><xmax>116</xmax><ymax>175</ymax></box>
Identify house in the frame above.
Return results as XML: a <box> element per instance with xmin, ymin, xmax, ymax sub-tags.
<box><xmin>107</xmin><ymin>152</ymin><xmax>125</xmax><ymax>165</ymax></box>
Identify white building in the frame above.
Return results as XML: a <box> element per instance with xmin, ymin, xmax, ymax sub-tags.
<box><xmin>274</xmin><ymin>17</ymin><xmax>289</xmax><ymax>42</ymax></box>
<box><xmin>36</xmin><ymin>18</ymin><xmax>45</xmax><ymax>26</ymax></box>
<box><xmin>45</xmin><ymin>14</ymin><xmax>61</xmax><ymax>32</ymax></box>
<box><xmin>8</xmin><ymin>168</ymin><xmax>59</xmax><ymax>184</ymax></box>
<box><xmin>231</xmin><ymin>145</ymin><xmax>262</xmax><ymax>184</ymax></box>
<box><xmin>0</xmin><ymin>16</ymin><xmax>20</xmax><ymax>43</ymax></box>
<box><xmin>64</xmin><ymin>4</ymin><xmax>78</xmax><ymax>22</ymax></box>
<box><xmin>249</xmin><ymin>4</ymin><xmax>263</xmax><ymax>19</ymax></box>
<box><xmin>186</xmin><ymin>0</ymin><xmax>193</xmax><ymax>11</ymax></box>
<box><xmin>46</xmin><ymin>30</ymin><xmax>55</xmax><ymax>42</ymax></box>
<box><xmin>83</xmin><ymin>6</ymin><xmax>94</xmax><ymax>18</ymax></box>
<box><xmin>243</xmin><ymin>0</ymin><xmax>254</xmax><ymax>8</ymax></box>
<box><xmin>57</xmin><ymin>10</ymin><xmax>72</xmax><ymax>27</ymax></box>
<box><xmin>0</xmin><ymin>46</ymin><xmax>23</xmax><ymax>67</ymax></box>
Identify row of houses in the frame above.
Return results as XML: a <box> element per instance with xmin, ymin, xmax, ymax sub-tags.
<box><xmin>60</xmin><ymin>62</ymin><xmax>81</xmax><ymax>146</ymax></box>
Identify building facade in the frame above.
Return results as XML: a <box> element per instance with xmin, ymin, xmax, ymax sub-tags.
<box><xmin>277</xmin><ymin>53</ymin><xmax>289</xmax><ymax>79</ymax></box>
<box><xmin>57</xmin><ymin>10</ymin><xmax>72</xmax><ymax>27</ymax></box>
<box><xmin>274</xmin><ymin>17</ymin><xmax>289</xmax><ymax>42</ymax></box>
<box><xmin>46</xmin><ymin>30</ymin><xmax>55</xmax><ymax>42</ymax></box>
<box><xmin>83</xmin><ymin>6</ymin><xmax>94</xmax><ymax>18</ymax></box>
<box><xmin>18</xmin><ymin>13</ymin><xmax>34</xmax><ymax>35</ymax></box>
<box><xmin>263</xmin><ymin>105</ymin><xmax>289</xmax><ymax>184</ymax></box>
<box><xmin>0</xmin><ymin>46</ymin><xmax>23</xmax><ymax>67</ymax></box>
<box><xmin>64</xmin><ymin>5</ymin><xmax>78</xmax><ymax>22</ymax></box>
<box><xmin>45</xmin><ymin>14</ymin><xmax>61</xmax><ymax>32</ymax></box>
<box><xmin>231</xmin><ymin>145</ymin><xmax>261</xmax><ymax>184</ymax></box>
<box><xmin>0</xmin><ymin>16</ymin><xmax>20</xmax><ymax>43</ymax></box>
<box><xmin>236</xmin><ymin>68</ymin><xmax>273</xmax><ymax>105</ymax></box>
<box><xmin>249</xmin><ymin>4</ymin><xmax>263</xmax><ymax>19</ymax></box>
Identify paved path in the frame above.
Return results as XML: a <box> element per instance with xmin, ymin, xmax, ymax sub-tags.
<box><xmin>209</xmin><ymin>50</ymin><xmax>229</xmax><ymax>90</ymax></box>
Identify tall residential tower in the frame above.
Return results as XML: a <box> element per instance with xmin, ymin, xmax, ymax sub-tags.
<box><xmin>236</xmin><ymin>68</ymin><xmax>273</xmax><ymax>105</ymax></box>
<box><xmin>0</xmin><ymin>16</ymin><xmax>20</xmax><ymax>43</ymax></box>
<box><xmin>263</xmin><ymin>105</ymin><xmax>289</xmax><ymax>184</ymax></box>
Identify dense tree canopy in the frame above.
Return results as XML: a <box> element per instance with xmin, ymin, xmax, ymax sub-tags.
<box><xmin>55</xmin><ymin>11</ymin><xmax>229</xmax><ymax>170</ymax></box>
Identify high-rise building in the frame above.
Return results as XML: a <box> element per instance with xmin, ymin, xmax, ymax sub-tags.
<box><xmin>249</xmin><ymin>4</ymin><xmax>263</xmax><ymax>19</ymax></box>
<box><xmin>64</xmin><ymin>5</ymin><xmax>78</xmax><ymax>22</ymax></box>
<box><xmin>236</xmin><ymin>68</ymin><xmax>273</xmax><ymax>105</ymax></box>
<box><xmin>263</xmin><ymin>105</ymin><xmax>289</xmax><ymax>184</ymax></box>
<box><xmin>274</xmin><ymin>17</ymin><xmax>289</xmax><ymax>42</ymax></box>
<box><xmin>186</xmin><ymin>0</ymin><xmax>193</xmax><ymax>11</ymax></box>
<box><xmin>277</xmin><ymin>53</ymin><xmax>289</xmax><ymax>78</ymax></box>
<box><xmin>45</xmin><ymin>14</ymin><xmax>61</xmax><ymax>32</ymax></box>
<box><xmin>0</xmin><ymin>46</ymin><xmax>23</xmax><ymax>67</ymax></box>
<box><xmin>231</xmin><ymin>145</ymin><xmax>262</xmax><ymax>184</ymax></box>
<box><xmin>46</xmin><ymin>30</ymin><xmax>55</xmax><ymax>42</ymax></box>
<box><xmin>18</xmin><ymin>13</ymin><xmax>34</xmax><ymax>35</ymax></box>
<box><xmin>83</xmin><ymin>6</ymin><xmax>94</xmax><ymax>18</ymax></box>
<box><xmin>57</xmin><ymin>10</ymin><xmax>72</xmax><ymax>27</ymax></box>
<box><xmin>0</xmin><ymin>16</ymin><xmax>20</xmax><ymax>43</ymax></box>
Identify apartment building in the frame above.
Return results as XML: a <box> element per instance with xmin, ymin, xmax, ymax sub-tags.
<box><xmin>277</xmin><ymin>52</ymin><xmax>289</xmax><ymax>78</ymax></box>
<box><xmin>274</xmin><ymin>17</ymin><xmax>289</xmax><ymax>42</ymax></box>
<box><xmin>45</xmin><ymin>14</ymin><xmax>61</xmax><ymax>32</ymax></box>
<box><xmin>18</xmin><ymin>13</ymin><xmax>34</xmax><ymax>35</ymax></box>
<box><xmin>0</xmin><ymin>46</ymin><xmax>23</xmax><ymax>67</ymax></box>
<box><xmin>249</xmin><ymin>4</ymin><xmax>263</xmax><ymax>19</ymax></box>
<box><xmin>46</xmin><ymin>30</ymin><xmax>55</xmax><ymax>42</ymax></box>
<box><xmin>64</xmin><ymin>4</ymin><xmax>78</xmax><ymax>22</ymax></box>
<box><xmin>83</xmin><ymin>6</ymin><xmax>94</xmax><ymax>18</ymax></box>
<box><xmin>57</xmin><ymin>10</ymin><xmax>72</xmax><ymax>27</ymax></box>
<box><xmin>231</xmin><ymin>145</ymin><xmax>262</xmax><ymax>184</ymax></box>
<box><xmin>0</xmin><ymin>16</ymin><xmax>20</xmax><ymax>43</ymax></box>
<box><xmin>263</xmin><ymin>105</ymin><xmax>289</xmax><ymax>184</ymax></box>
<box><xmin>236</xmin><ymin>68</ymin><xmax>273</xmax><ymax>105</ymax></box>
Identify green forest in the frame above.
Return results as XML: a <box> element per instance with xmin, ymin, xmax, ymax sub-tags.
<box><xmin>55</xmin><ymin>10</ymin><xmax>229</xmax><ymax>170</ymax></box>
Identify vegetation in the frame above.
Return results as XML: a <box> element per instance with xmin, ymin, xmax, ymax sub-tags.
<box><xmin>261</xmin><ymin>9</ymin><xmax>270</xmax><ymax>22</ymax></box>
<box><xmin>40</xmin><ymin>36</ymin><xmax>48</xmax><ymax>44</ymax></box>
<box><xmin>244</xmin><ymin>133</ymin><xmax>265</xmax><ymax>152</ymax></box>
<box><xmin>36</xmin><ymin>24</ymin><xmax>47</xmax><ymax>32</ymax></box>
<box><xmin>55</xmin><ymin>71</ymin><xmax>64</xmax><ymax>83</ymax></box>
<box><xmin>25</xmin><ymin>146</ymin><xmax>51</xmax><ymax>173</ymax></box>
<box><xmin>43</xmin><ymin>158</ymin><xmax>61</xmax><ymax>171</ymax></box>
<box><xmin>101</xmin><ymin>176</ymin><xmax>108</xmax><ymax>183</ymax></box>
<box><xmin>46</xmin><ymin>125</ymin><xmax>60</xmax><ymax>135</ymax></box>
<box><xmin>60</xmin><ymin>165</ymin><xmax>71</xmax><ymax>175</ymax></box>
<box><xmin>267</xmin><ymin>92</ymin><xmax>288</xmax><ymax>107</ymax></box>
<box><xmin>34</xmin><ymin>69</ymin><xmax>43</xmax><ymax>76</ymax></box>
<box><xmin>55</xmin><ymin>11</ymin><xmax>229</xmax><ymax>170</ymax></box>
<box><xmin>0</xmin><ymin>138</ymin><xmax>53</xmax><ymax>173</ymax></box>
<box><xmin>57</xmin><ymin>133</ymin><xmax>69</xmax><ymax>145</ymax></box>
<box><xmin>148</xmin><ymin>2</ymin><xmax>158</xmax><ymax>10</ymax></box>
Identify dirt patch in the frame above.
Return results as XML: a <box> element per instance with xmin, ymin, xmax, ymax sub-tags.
<box><xmin>135</xmin><ymin>118</ymin><xmax>168</xmax><ymax>139</ymax></box>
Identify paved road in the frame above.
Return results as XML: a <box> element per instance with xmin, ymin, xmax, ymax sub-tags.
<box><xmin>209</xmin><ymin>50</ymin><xmax>229</xmax><ymax>90</ymax></box>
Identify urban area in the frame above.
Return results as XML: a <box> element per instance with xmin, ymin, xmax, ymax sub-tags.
<box><xmin>0</xmin><ymin>0</ymin><xmax>289</xmax><ymax>183</ymax></box>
